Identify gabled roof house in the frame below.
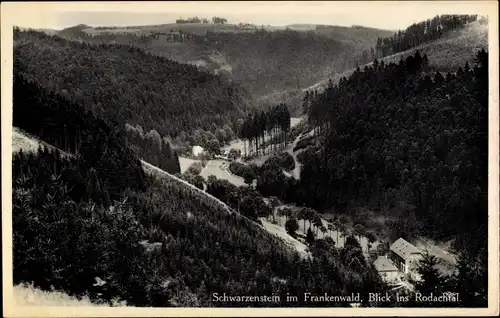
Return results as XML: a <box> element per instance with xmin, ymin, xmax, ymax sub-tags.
<box><xmin>389</xmin><ymin>238</ymin><xmax>423</xmax><ymax>276</ymax></box>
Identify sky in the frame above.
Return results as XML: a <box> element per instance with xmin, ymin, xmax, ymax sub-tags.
<box><xmin>8</xmin><ymin>1</ymin><xmax>494</xmax><ymax>31</ymax></box>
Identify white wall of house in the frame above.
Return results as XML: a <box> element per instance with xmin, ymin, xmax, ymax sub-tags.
<box><xmin>380</xmin><ymin>270</ymin><xmax>400</xmax><ymax>283</ymax></box>
<box><xmin>390</xmin><ymin>252</ymin><xmax>405</xmax><ymax>272</ymax></box>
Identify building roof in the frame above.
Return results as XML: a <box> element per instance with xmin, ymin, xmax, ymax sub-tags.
<box><xmin>390</xmin><ymin>238</ymin><xmax>422</xmax><ymax>260</ymax></box>
<box><xmin>374</xmin><ymin>256</ymin><xmax>399</xmax><ymax>272</ymax></box>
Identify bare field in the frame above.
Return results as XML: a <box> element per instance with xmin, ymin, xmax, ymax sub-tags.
<box><xmin>200</xmin><ymin>159</ymin><xmax>246</xmax><ymax>186</ymax></box>
<box><xmin>85</xmin><ymin>23</ymin><xmax>262</xmax><ymax>36</ymax></box>
<box><xmin>259</xmin><ymin>218</ymin><xmax>310</xmax><ymax>258</ymax></box>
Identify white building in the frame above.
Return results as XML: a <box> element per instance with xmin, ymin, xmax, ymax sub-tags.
<box><xmin>192</xmin><ymin>145</ymin><xmax>205</xmax><ymax>157</ymax></box>
<box><xmin>389</xmin><ymin>238</ymin><xmax>424</xmax><ymax>281</ymax></box>
<box><xmin>373</xmin><ymin>256</ymin><xmax>400</xmax><ymax>283</ymax></box>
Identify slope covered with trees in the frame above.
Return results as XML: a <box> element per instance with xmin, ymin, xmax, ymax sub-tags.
<box><xmin>278</xmin><ymin>15</ymin><xmax>487</xmax><ymax>116</ymax></box>
<box><xmin>13</xmin><ymin>134</ymin><xmax>387</xmax><ymax>308</ymax></box>
<box><xmin>343</xmin><ymin>15</ymin><xmax>480</xmax><ymax>73</ymax></box>
<box><xmin>374</xmin><ymin>15</ymin><xmax>479</xmax><ymax>57</ymax></box>
<box><xmin>13</xmin><ymin>58</ymin><xmax>387</xmax><ymax>307</ymax></box>
<box><xmin>55</xmin><ymin>25</ymin><xmax>376</xmax><ymax>97</ymax></box>
<box><xmin>237</xmin><ymin>103</ymin><xmax>292</xmax><ymax>157</ymax></box>
<box><xmin>300</xmin><ymin>50</ymin><xmax>487</xmax><ymax>238</ymax></box>
<box><xmin>13</xmin><ymin>73</ymin><xmax>147</xmax><ymax>202</ymax></box>
<box><xmin>13</xmin><ymin>28</ymin><xmax>253</xmax><ymax>170</ymax></box>
<box><xmin>297</xmin><ymin>50</ymin><xmax>488</xmax><ymax>306</ymax></box>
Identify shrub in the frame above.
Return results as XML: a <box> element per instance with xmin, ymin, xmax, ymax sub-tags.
<box><xmin>262</xmin><ymin>152</ymin><xmax>295</xmax><ymax>171</ymax></box>
<box><xmin>285</xmin><ymin>218</ymin><xmax>299</xmax><ymax>237</ymax></box>
<box><xmin>228</xmin><ymin>148</ymin><xmax>241</xmax><ymax>160</ymax></box>
<box><xmin>228</xmin><ymin>161</ymin><xmax>259</xmax><ymax>180</ymax></box>
<box><xmin>187</xmin><ymin>162</ymin><xmax>204</xmax><ymax>175</ymax></box>
<box><xmin>306</xmin><ymin>228</ymin><xmax>315</xmax><ymax>245</ymax></box>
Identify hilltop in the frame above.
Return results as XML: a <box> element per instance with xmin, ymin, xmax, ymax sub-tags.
<box><xmin>14</xmin><ymin>29</ymin><xmax>251</xmax><ymax>138</ymax></box>
<box><xmin>53</xmin><ymin>22</ymin><xmax>393</xmax><ymax>99</ymax></box>
<box><xmin>305</xmin><ymin>19</ymin><xmax>488</xmax><ymax>94</ymax></box>
<box><xmin>258</xmin><ymin>19</ymin><xmax>488</xmax><ymax>114</ymax></box>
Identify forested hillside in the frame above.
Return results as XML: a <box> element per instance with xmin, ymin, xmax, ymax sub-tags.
<box><xmin>11</xmin><ymin>10</ymin><xmax>491</xmax><ymax>308</ymax></box>
<box><xmin>274</xmin><ymin>17</ymin><xmax>487</xmax><ymax>115</ymax></box>
<box><xmin>13</xmin><ymin>74</ymin><xmax>147</xmax><ymax>202</ymax></box>
<box><xmin>13</xmin><ymin>28</ymin><xmax>252</xmax><ymax>169</ymax></box>
<box><xmin>374</xmin><ymin>15</ymin><xmax>479</xmax><ymax>57</ymax></box>
<box><xmin>237</xmin><ymin>49</ymin><xmax>489</xmax><ymax>306</ymax></box>
<box><xmin>297</xmin><ymin>50</ymin><xmax>488</xmax><ymax>305</ymax></box>
<box><xmin>13</xmin><ymin>133</ymin><xmax>387</xmax><ymax>308</ymax></box>
<box><xmin>343</xmin><ymin>15</ymin><xmax>481</xmax><ymax>73</ymax></box>
<box><xmin>13</xmin><ymin>62</ymin><xmax>387</xmax><ymax>307</ymax></box>
<box><xmin>55</xmin><ymin>24</ymin><xmax>394</xmax><ymax>98</ymax></box>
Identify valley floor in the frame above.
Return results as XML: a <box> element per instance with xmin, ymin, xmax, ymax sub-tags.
<box><xmin>179</xmin><ymin>116</ymin><xmax>305</xmax><ymax>184</ymax></box>
<box><xmin>11</xmin><ymin>125</ymin><xmax>459</xmax><ymax>290</ymax></box>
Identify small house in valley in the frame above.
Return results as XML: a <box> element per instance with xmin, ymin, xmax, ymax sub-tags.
<box><xmin>373</xmin><ymin>256</ymin><xmax>400</xmax><ymax>282</ymax></box>
<box><xmin>192</xmin><ymin>145</ymin><xmax>205</xmax><ymax>158</ymax></box>
<box><xmin>389</xmin><ymin>237</ymin><xmax>423</xmax><ymax>280</ymax></box>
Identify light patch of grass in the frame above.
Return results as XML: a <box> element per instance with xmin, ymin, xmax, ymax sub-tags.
<box><xmin>12</xmin><ymin>128</ymin><xmax>72</xmax><ymax>157</ymax></box>
<box><xmin>199</xmin><ymin>159</ymin><xmax>247</xmax><ymax>187</ymax></box>
<box><xmin>178</xmin><ymin>156</ymin><xmax>201</xmax><ymax>173</ymax></box>
<box><xmin>12</xmin><ymin>128</ymin><xmax>47</xmax><ymax>154</ymax></box>
<box><xmin>259</xmin><ymin>218</ymin><xmax>310</xmax><ymax>258</ymax></box>
<box><xmin>13</xmin><ymin>284</ymin><xmax>127</xmax><ymax>307</ymax></box>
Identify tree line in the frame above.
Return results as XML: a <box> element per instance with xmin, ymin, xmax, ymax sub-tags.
<box><xmin>342</xmin><ymin>15</ymin><xmax>479</xmax><ymax>71</ymax></box>
<box><xmin>175</xmin><ymin>16</ymin><xmax>228</xmax><ymax>24</ymax></box>
<box><xmin>237</xmin><ymin>104</ymin><xmax>291</xmax><ymax>157</ymax></box>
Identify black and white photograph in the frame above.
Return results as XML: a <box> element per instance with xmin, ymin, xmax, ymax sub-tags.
<box><xmin>1</xmin><ymin>1</ymin><xmax>499</xmax><ymax>316</ymax></box>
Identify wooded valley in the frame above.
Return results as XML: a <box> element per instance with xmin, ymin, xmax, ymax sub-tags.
<box><xmin>10</xmin><ymin>12</ymin><xmax>491</xmax><ymax>309</ymax></box>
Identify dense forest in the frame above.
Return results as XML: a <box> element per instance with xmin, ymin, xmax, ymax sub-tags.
<box><xmin>300</xmin><ymin>50</ymin><xmax>487</xmax><ymax>240</ymax></box>
<box><xmin>199</xmin><ymin>29</ymin><xmax>347</xmax><ymax>95</ymax></box>
<box><xmin>13</xmin><ymin>74</ymin><xmax>147</xmax><ymax>201</ymax></box>
<box><xmin>350</xmin><ymin>15</ymin><xmax>479</xmax><ymax>68</ymax></box>
<box><xmin>13</xmin><ymin>28</ymin><xmax>252</xmax><ymax>166</ymax></box>
<box><xmin>11</xmin><ymin>11</ymin><xmax>490</xmax><ymax>308</ymax></box>
<box><xmin>55</xmin><ymin>26</ymin><xmax>353</xmax><ymax>96</ymax></box>
<box><xmin>374</xmin><ymin>15</ymin><xmax>478</xmax><ymax>57</ymax></box>
<box><xmin>12</xmin><ymin>130</ymin><xmax>387</xmax><ymax>308</ymax></box>
<box><xmin>52</xmin><ymin>15</ymin><xmax>480</xmax><ymax>101</ymax></box>
<box><xmin>223</xmin><ymin>49</ymin><xmax>489</xmax><ymax>307</ymax></box>
<box><xmin>299</xmin><ymin>50</ymin><xmax>488</xmax><ymax>305</ymax></box>
<box><xmin>12</xmin><ymin>53</ymin><xmax>388</xmax><ymax>306</ymax></box>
